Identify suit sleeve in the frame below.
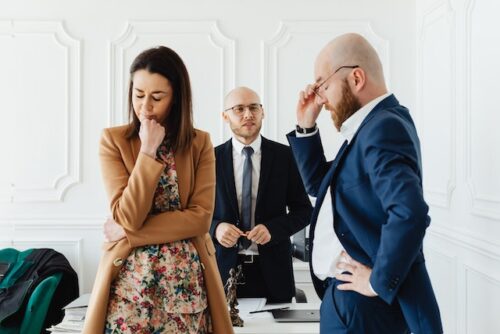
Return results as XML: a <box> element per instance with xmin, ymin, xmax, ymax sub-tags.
<box><xmin>99</xmin><ymin>128</ymin><xmax>164</xmax><ymax>232</ymax></box>
<box><xmin>264</xmin><ymin>150</ymin><xmax>312</xmax><ymax>243</ymax></box>
<box><xmin>365</xmin><ymin>117</ymin><xmax>429</xmax><ymax>304</ymax></box>
<box><xmin>125</xmin><ymin>132</ymin><xmax>216</xmax><ymax>248</ymax></box>
<box><xmin>286</xmin><ymin>130</ymin><xmax>330</xmax><ymax>197</ymax></box>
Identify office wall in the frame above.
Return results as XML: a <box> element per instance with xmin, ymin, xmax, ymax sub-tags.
<box><xmin>417</xmin><ymin>0</ymin><xmax>500</xmax><ymax>333</ymax></box>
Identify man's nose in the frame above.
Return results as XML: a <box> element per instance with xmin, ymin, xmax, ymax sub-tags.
<box><xmin>242</xmin><ymin>108</ymin><xmax>254</xmax><ymax>119</ymax></box>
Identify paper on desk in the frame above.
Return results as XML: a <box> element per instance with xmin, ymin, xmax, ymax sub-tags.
<box><xmin>237</xmin><ymin>298</ymin><xmax>267</xmax><ymax>314</ymax></box>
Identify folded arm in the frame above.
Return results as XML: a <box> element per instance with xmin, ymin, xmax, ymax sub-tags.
<box><xmin>125</xmin><ymin>133</ymin><xmax>216</xmax><ymax>248</ymax></box>
<box><xmin>99</xmin><ymin>128</ymin><xmax>164</xmax><ymax>232</ymax></box>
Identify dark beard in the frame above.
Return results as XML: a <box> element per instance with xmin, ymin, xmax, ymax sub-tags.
<box><xmin>331</xmin><ymin>79</ymin><xmax>362</xmax><ymax>131</ymax></box>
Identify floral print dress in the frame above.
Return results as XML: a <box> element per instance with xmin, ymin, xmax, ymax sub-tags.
<box><xmin>105</xmin><ymin>140</ymin><xmax>211</xmax><ymax>334</ymax></box>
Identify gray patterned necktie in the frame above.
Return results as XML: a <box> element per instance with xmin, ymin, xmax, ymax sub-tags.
<box><xmin>240</xmin><ymin>146</ymin><xmax>254</xmax><ymax>249</ymax></box>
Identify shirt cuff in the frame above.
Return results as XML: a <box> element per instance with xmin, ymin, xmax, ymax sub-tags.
<box><xmin>295</xmin><ymin>128</ymin><xmax>319</xmax><ymax>138</ymax></box>
<box><xmin>368</xmin><ymin>282</ymin><xmax>378</xmax><ymax>296</ymax></box>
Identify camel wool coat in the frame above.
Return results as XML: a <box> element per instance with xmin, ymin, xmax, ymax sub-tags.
<box><xmin>83</xmin><ymin>125</ymin><xmax>233</xmax><ymax>334</ymax></box>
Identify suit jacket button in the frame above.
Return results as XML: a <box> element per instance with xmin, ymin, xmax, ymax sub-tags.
<box><xmin>113</xmin><ymin>258</ymin><xmax>123</xmax><ymax>267</ymax></box>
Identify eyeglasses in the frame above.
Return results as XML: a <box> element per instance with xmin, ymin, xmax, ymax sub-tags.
<box><xmin>313</xmin><ymin>65</ymin><xmax>359</xmax><ymax>98</ymax></box>
<box><xmin>224</xmin><ymin>103</ymin><xmax>263</xmax><ymax>116</ymax></box>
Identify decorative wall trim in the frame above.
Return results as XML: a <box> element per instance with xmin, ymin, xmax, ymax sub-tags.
<box><xmin>418</xmin><ymin>1</ymin><xmax>457</xmax><ymax>209</ymax></box>
<box><xmin>464</xmin><ymin>265</ymin><xmax>500</xmax><ymax>333</ymax></box>
<box><xmin>425</xmin><ymin>245</ymin><xmax>458</xmax><ymax>334</ymax></box>
<box><xmin>108</xmin><ymin>20</ymin><xmax>235</xmax><ymax>145</ymax></box>
<box><xmin>465</xmin><ymin>0</ymin><xmax>500</xmax><ymax>220</ymax></box>
<box><xmin>429</xmin><ymin>224</ymin><xmax>500</xmax><ymax>261</ymax></box>
<box><xmin>0</xmin><ymin>20</ymin><xmax>81</xmax><ymax>203</ymax></box>
<box><xmin>261</xmin><ymin>20</ymin><xmax>390</xmax><ymax>141</ymax></box>
<box><xmin>0</xmin><ymin>216</ymin><xmax>104</xmax><ymax>229</ymax></box>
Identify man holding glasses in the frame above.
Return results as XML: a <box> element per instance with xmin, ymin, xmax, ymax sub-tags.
<box><xmin>210</xmin><ymin>86</ymin><xmax>312</xmax><ymax>303</ymax></box>
<box><xmin>287</xmin><ymin>33</ymin><xmax>442</xmax><ymax>333</ymax></box>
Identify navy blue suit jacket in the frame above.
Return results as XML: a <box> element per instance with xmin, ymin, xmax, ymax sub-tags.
<box><xmin>287</xmin><ymin>95</ymin><xmax>442</xmax><ymax>333</ymax></box>
<box><xmin>210</xmin><ymin>136</ymin><xmax>312</xmax><ymax>302</ymax></box>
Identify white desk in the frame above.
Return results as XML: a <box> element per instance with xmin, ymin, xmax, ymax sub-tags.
<box><xmin>233</xmin><ymin>302</ymin><xmax>320</xmax><ymax>334</ymax></box>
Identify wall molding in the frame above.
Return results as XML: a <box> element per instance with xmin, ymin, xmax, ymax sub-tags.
<box><xmin>108</xmin><ymin>20</ymin><xmax>235</xmax><ymax>145</ymax></box>
<box><xmin>429</xmin><ymin>223</ymin><xmax>500</xmax><ymax>261</ymax></box>
<box><xmin>418</xmin><ymin>1</ymin><xmax>457</xmax><ymax>209</ymax></box>
<box><xmin>464</xmin><ymin>264</ymin><xmax>500</xmax><ymax>333</ymax></box>
<box><xmin>0</xmin><ymin>216</ymin><xmax>104</xmax><ymax>229</ymax></box>
<box><xmin>0</xmin><ymin>20</ymin><xmax>81</xmax><ymax>203</ymax></box>
<box><xmin>465</xmin><ymin>0</ymin><xmax>500</xmax><ymax>220</ymax></box>
<box><xmin>261</xmin><ymin>20</ymin><xmax>390</xmax><ymax>142</ymax></box>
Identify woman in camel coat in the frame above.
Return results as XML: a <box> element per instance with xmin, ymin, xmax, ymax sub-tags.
<box><xmin>83</xmin><ymin>46</ymin><xmax>233</xmax><ymax>334</ymax></box>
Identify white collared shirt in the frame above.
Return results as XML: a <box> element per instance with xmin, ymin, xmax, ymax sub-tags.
<box><xmin>232</xmin><ymin>135</ymin><xmax>262</xmax><ymax>254</ymax></box>
<box><xmin>298</xmin><ymin>93</ymin><xmax>390</xmax><ymax>289</ymax></box>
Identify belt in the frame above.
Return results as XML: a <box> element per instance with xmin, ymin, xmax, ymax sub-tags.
<box><xmin>238</xmin><ymin>254</ymin><xmax>259</xmax><ymax>264</ymax></box>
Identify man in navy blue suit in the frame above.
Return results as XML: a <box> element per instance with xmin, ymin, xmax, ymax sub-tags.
<box><xmin>210</xmin><ymin>87</ymin><xmax>312</xmax><ymax>303</ymax></box>
<box><xmin>287</xmin><ymin>33</ymin><xmax>443</xmax><ymax>333</ymax></box>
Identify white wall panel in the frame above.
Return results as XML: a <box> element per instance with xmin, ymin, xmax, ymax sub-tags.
<box><xmin>426</xmin><ymin>246</ymin><xmax>457</xmax><ymax>334</ymax></box>
<box><xmin>419</xmin><ymin>2</ymin><xmax>456</xmax><ymax>208</ymax></box>
<box><xmin>465</xmin><ymin>267</ymin><xmax>500</xmax><ymax>333</ymax></box>
<box><xmin>0</xmin><ymin>21</ymin><xmax>80</xmax><ymax>203</ymax></box>
<box><xmin>418</xmin><ymin>0</ymin><xmax>500</xmax><ymax>331</ymax></box>
<box><xmin>466</xmin><ymin>0</ymin><xmax>500</xmax><ymax>219</ymax></box>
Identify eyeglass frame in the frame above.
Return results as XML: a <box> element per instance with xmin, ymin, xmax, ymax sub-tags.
<box><xmin>224</xmin><ymin>103</ymin><xmax>263</xmax><ymax>116</ymax></box>
<box><xmin>313</xmin><ymin>65</ymin><xmax>359</xmax><ymax>98</ymax></box>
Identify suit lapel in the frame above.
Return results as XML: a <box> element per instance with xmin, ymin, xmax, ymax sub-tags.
<box><xmin>256</xmin><ymin>137</ymin><xmax>273</xmax><ymax>209</ymax></box>
<box><xmin>221</xmin><ymin>140</ymin><xmax>240</xmax><ymax>216</ymax></box>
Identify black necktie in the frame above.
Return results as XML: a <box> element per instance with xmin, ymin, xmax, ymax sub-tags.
<box><xmin>240</xmin><ymin>146</ymin><xmax>254</xmax><ymax>249</ymax></box>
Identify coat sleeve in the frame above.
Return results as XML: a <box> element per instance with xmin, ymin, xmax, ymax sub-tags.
<box><xmin>286</xmin><ymin>130</ymin><xmax>330</xmax><ymax>197</ymax></box>
<box><xmin>263</xmin><ymin>149</ymin><xmax>312</xmax><ymax>243</ymax></box>
<box><xmin>125</xmin><ymin>133</ymin><xmax>216</xmax><ymax>248</ymax></box>
<box><xmin>365</xmin><ymin>117</ymin><xmax>430</xmax><ymax>305</ymax></box>
<box><xmin>99</xmin><ymin>128</ymin><xmax>164</xmax><ymax>232</ymax></box>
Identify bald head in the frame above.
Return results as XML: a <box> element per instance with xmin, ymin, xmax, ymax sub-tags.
<box><xmin>316</xmin><ymin>33</ymin><xmax>386</xmax><ymax>89</ymax></box>
<box><xmin>224</xmin><ymin>86</ymin><xmax>261</xmax><ymax>110</ymax></box>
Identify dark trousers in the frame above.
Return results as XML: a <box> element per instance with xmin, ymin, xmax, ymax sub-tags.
<box><xmin>235</xmin><ymin>254</ymin><xmax>292</xmax><ymax>303</ymax></box>
<box><xmin>320</xmin><ymin>278</ymin><xmax>409</xmax><ymax>334</ymax></box>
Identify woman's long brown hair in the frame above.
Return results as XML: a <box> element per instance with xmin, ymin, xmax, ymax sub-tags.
<box><xmin>126</xmin><ymin>46</ymin><xmax>194</xmax><ymax>152</ymax></box>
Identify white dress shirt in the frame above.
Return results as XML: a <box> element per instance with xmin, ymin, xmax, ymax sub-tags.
<box><xmin>232</xmin><ymin>135</ymin><xmax>262</xmax><ymax>254</ymax></box>
<box><xmin>298</xmin><ymin>93</ymin><xmax>391</xmax><ymax>292</ymax></box>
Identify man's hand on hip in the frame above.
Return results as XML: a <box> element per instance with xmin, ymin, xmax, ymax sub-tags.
<box><xmin>335</xmin><ymin>251</ymin><xmax>377</xmax><ymax>297</ymax></box>
<box><xmin>215</xmin><ymin>222</ymin><xmax>243</xmax><ymax>248</ymax></box>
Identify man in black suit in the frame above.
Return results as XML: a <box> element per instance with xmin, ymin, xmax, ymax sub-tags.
<box><xmin>210</xmin><ymin>87</ymin><xmax>312</xmax><ymax>303</ymax></box>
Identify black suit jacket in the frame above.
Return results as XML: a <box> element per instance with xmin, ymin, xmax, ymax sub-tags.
<box><xmin>210</xmin><ymin>136</ymin><xmax>312</xmax><ymax>302</ymax></box>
